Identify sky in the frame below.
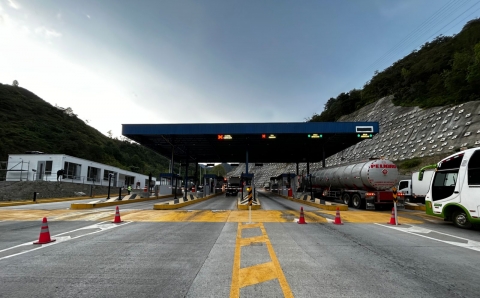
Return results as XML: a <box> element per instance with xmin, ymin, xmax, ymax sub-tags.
<box><xmin>1</xmin><ymin>0</ymin><xmax>480</xmax><ymax>138</ymax></box>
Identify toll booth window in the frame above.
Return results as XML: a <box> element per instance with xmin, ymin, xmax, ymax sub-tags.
<box><xmin>468</xmin><ymin>150</ymin><xmax>480</xmax><ymax>185</ymax></box>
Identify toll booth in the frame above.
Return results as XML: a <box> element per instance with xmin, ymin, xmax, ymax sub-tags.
<box><xmin>157</xmin><ymin>173</ymin><xmax>182</xmax><ymax>196</ymax></box>
<box><xmin>183</xmin><ymin>175</ymin><xmax>196</xmax><ymax>193</ymax></box>
<box><xmin>202</xmin><ymin>174</ymin><xmax>222</xmax><ymax>195</ymax></box>
<box><xmin>276</xmin><ymin>173</ymin><xmax>296</xmax><ymax>197</ymax></box>
<box><xmin>240</xmin><ymin>173</ymin><xmax>254</xmax><ymax>194</ymax></box>
<box><xmin>270</xmin><ymin>176</ymin><xmax>279</xmax><ymax>193</ymax></box>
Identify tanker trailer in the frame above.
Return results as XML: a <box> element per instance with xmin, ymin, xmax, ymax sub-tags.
<box><xmin>311</xmin><ymin>159</ymin><xmax>403</xmax><ymax>209</ymax></box>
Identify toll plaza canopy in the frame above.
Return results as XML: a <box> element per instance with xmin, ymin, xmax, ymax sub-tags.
<box><xmin>122</xmin><ymin>122</ymin><xmax>378</xmax><ymax>164</ymax></box>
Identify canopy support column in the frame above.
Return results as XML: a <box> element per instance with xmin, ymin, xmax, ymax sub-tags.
<box><xmin>170</xmin><ymin>147</ymin><xmax>174</xmax><ymax>186</ymax></box>
<box><xmin>184</xmin><ymin>152</ymin><xmax>189</xmax><ymax>200</ymax></box>
<box><xmin>245</xmin><ymin>150</ymin><xmax>249</xmax><ymax>174</ymax></box>
<box><xmin>322</xmin><ymin>146</ymin><xmax>326</xmax><ymax>168</ymax></box>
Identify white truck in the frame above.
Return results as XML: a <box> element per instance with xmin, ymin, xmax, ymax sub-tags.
<box><xmin>424</xmin><ymin>148</ymin><xmax>480</xmax><ymax>229</ymax></box>
<box><xmin>309</xmin><ymin>158</ymin><xmax>403</xmax><ymax>209</ymax></box>
<box><xmin>225</xmin><ymin>176</ymin><xmax>241</xmax><ymax>196</ymax></box>
<box><xmin>397</xmin><ymin>170</ymin><xmax>435</xmax><ymax>204</ymax></box>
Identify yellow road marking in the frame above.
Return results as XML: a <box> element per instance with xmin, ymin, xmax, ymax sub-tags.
<box><xmin>239</xmin><ymin>262</ymin><xmax>278</xmax><ymax>287</ymax></box>
<box><xmin>318</xmin><ymin>210</ymin><xmax>424</xmax><ymax>224</ymax></box>
<box><xmin>230</xmin><ymin>223</ymin><xmax>293</xmax><ymax>298</ymax></box>
<box><xmin>0</xmin><ymin>209</ymin><xmax>426</xmax><ymax>224</ymax></box>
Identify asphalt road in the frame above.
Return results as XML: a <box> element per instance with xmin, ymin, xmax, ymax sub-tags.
<box><xmin>257</xmin><ymin>191</ymin><xmax>320</xmax><ymax>211</ymax></box>
<box><xmin>2</xmin><ymin>193</ymin><xmax>480</xmax><ymax>297</ymax></box>
<box><xmin>1</xmin><ymin>218</ymin><xmax>480</xmax><ymax>297</ymax></box>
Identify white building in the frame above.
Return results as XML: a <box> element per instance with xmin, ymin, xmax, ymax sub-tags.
<box><xmin>6</xmin><ymin>153</ymin><xmax>155</xmax><ymax>188</ymax></box>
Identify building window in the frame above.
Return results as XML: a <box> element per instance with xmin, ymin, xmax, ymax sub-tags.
<box><xmin>87</xmin><ymin>166</ymin><xmax>101</xmax><ymax>182</ymax></box>
<box><xmin>64</xmin><ymin>162</ymin><xmax>81</xmax><ymax>180</ymax></box>
<box><xmin>45</xmin><ymin>161</ymin><xmax>53</xmax><ymax>175</ymax></box>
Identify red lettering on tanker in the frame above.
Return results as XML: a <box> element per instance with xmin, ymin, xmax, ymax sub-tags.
<box><xmin>370</xmin><ymin>164</ymin><xmax>397</xmax><ymax>168</ymax></box>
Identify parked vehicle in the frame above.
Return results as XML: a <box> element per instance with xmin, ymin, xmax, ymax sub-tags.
<box><xmin>424</xmin><ymin>148</ymin><xmax>480</xmax><ymax>228</ymax></box>
<box><xmin>263</xmin><ymin>182</ymin><xmax>270</xmax><ymax>191</ymax></box>
<box><xmin>304</xmin><ymin>158</ymin><xmax>403</xmax><ymax>209</ymax></box>
<box><xmin>398</xmin><ymin>169</ymin><xmax>435</xmax><ymax>204</ymax></box>
<box><xmin>226</xmin><ymin>176</ymin><xmax>241</xmax><ymax>196</ymax></box>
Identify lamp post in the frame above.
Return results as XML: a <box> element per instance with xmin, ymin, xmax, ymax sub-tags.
<box><xmin>107</xmin><ymin>173</ymin><xmax>113</xmax><ymax>199</ymax></box>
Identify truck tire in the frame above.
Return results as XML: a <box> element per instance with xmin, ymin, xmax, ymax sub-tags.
<box><xmin>342</xmin><ymin>193</ymin><xmax>351</xmax><ymax>206</ymax></box>
<box><xmin>352</xmin><ymin>194</ymin><xmax>363</xmax><ymax>209</ymax></box>
<box><xmin>452</xmin><ymin>210</ymin><xmax>472</xmax><ymax>229</ymax></box>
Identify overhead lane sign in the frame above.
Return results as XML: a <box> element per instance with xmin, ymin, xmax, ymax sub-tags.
<box><xmin>218</xmin><ymin>134</ymin><xmax>233</xmax><ymax>140</ymax></box>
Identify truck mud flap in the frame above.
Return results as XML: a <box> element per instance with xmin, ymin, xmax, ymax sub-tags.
<box><xmin>366</xmin><ymin>199</ymin><xmax>375</xmax><ymax>210</ymax></box>
<box><xmin>396</xmin><ymin>201</ymin><xmax>405</xmax><ymax>209</ymax></box>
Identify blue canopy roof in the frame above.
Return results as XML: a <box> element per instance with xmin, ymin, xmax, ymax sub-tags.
<box><xmin>122</xmin><ymin>122</ymin><xmax>378</xmax><ymax>163</ymax></box>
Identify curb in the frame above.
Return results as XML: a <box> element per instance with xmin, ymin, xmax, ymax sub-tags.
<box><xmin>153</xmin><ymin>192</ymin><xmax>223</xmax><ymax>210</ymax></box>
<box><xmin>405</xmin><ymin>204</ymin><xmax>426</xmax><ymax>211</ymax></box>
<box><xmin>0</xmin><ymin>195</ymin><xmax>116</xmax><ymax>208</ymax></box>
<box><xmin>70</xmin><ymin>195</ymin><xmax>173</xmax><ymax>209</ymax></box>
<box><xmin>278</xmin><ymin>194</ymin><xmax>349</xmax><ymax>211</ymax></box>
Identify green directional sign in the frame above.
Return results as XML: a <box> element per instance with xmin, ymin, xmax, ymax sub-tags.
<box><xmin>357</xmin><ymin>133</ymin><xmax>373</xmax><ymax>138</ymax></box>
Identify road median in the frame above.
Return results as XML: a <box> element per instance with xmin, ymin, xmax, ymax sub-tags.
<box><xmin>70</xmin><ymin>194</ymin><xmax>173</xmax><ymax>209</ymax></box>
<box><xmin>153</xmin><ymin>192</ymin><xmax>223</xmax><ymax>210</ymax></box>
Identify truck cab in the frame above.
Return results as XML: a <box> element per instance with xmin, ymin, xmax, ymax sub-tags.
<box><xmin>226</xmin><ymin>176</ymin><xmax>241</xmax><ymax>196</ymax></box>
<box><xmin>398</xmin><ymin>180</ymin><xmax>411</xmax><ymax>200</ymax></box>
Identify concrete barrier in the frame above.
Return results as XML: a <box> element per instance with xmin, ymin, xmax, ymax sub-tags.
<box><xmin>237</xmin><ymin>196</ymin><xmax>261</xmax><ymax>210</ymax></box>
<box><xmin>70</xmin><ymin>195</ymin><xmax>173</xmax><ymax>209</ymax></box>
<box><xmin>153</xmin><ymin>192</ymin><xmax>222</xmax><ymax>210</ymax></box>
<box><xmin>278</xmin><ymin>194</ymin><xmax>348</xmax><ymax>211</ymax></box>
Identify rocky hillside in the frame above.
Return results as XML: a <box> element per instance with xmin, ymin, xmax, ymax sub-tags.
<box><xmin>228</xmin><ymin>96</ymin><xmax>480</xmax><ymax>186</ymax></box>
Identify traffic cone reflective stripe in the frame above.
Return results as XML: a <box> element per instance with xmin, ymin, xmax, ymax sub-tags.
<box><xmin>298</xmin><ymin>207</ymin><xmax>307</xmax><ymax>224</ymax></box>
<box><xmin>33</xmin><ymin>217</ymin><xmax>56</xmax><ymax>244</ymax></box>
<box><xmin>333</xmin><ymin>207</ymin><xmax>343</xmax><ymax>225</ymax></box>
<box><xmin>113</xmin><ymin>206</ymin><xmax>123</xmax><ymax>223</ymax></box>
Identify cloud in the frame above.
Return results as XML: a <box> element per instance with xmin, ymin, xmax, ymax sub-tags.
<box><xmin>86</xmin><ymin>14</ymin><xmax>91</xmax><ymax>19</ymax></box>
<box><xmin>56</xmin><ymin>12</ymin><xmax>61</xmax><ymax>20</ymax></box>
<box><xmin>7</xmin><ymin>0</ymin><xmax>20</xmax><ymax>10</ymax></box>
<box><xmin>35</xmin><ymin>26</ymin><xmax>62</xmax><ymax>38</ymax></box>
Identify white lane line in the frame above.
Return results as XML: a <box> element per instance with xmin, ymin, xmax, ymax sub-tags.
<box><xmin>375</xmin><ymin>223</ymin><xmax>480</xmax><ymax>252</ymax></box>
<box><xmin>0</xmin><ymin>221</ymin><xmax>132</xmax><ymax>261</ymax></box>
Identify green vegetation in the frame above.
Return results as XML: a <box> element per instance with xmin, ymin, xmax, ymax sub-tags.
<box><xmin>309</xmin><ymin>18</ymin><xmax>480</xmax><ymax>122</ymax></box>
<box><xmin>0</xmin><ymin>83</ymin><xmax>173</xmax><ymax>176</ymax></box>
<box><xmin>397</xmin><ymin>158</ymin><xmax>422</xmax><ymax>170</ymax></box>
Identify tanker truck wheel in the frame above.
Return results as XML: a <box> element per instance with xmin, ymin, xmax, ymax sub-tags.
<box><xmin>342</xmin><ymin>193</ymin><xmax>351</xmax><ymax>206</ymax></box>
<box><xmin>351</xmin><ymin>194</ymin><xmax>364</xmax><ymax>209</ymax></box>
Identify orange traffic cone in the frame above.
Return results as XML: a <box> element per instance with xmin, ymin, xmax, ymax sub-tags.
<box><xmin>333</xmin><ymin>207</ymin><xmax>343</xmax><ymax>225</ymax></box>
<box><xmin>388</xmin><ymin>207</ymin><xmax>399</xmax><ymax>225</ymax></box>
<box><xmin>33</xmin><ymin>217</ymin><xmax>56</xmax><ymax>244</ymax></box>
<box><xmin>113</xmin><ymin>206</ymin><xmax>123</xmax><ymax>223</ymax></box>
<box><xmin>298</xmin><ymin>207</ymin><xmax>307</xmax><ymax>224</ymax></box>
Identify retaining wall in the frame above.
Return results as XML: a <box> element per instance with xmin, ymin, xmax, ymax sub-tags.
<box><xmin>0</xmin><ymin>181</ymin><xmax>124</xmax><ymax>202</ymax></box>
